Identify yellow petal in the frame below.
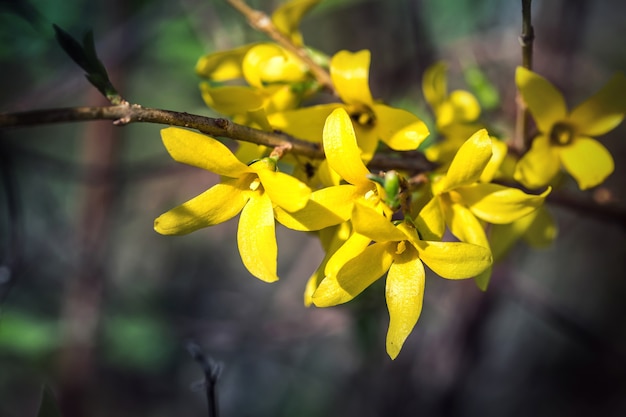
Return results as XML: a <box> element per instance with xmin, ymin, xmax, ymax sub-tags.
<box><xmin>324</xmin><ymin>231</ymin><xmax>372</xmax><ymax>278</ymax></box>
<box><xmin>457</xmin><ymin>183</ymin><xmax>550</xmax><ymax>224</ymax></box>
<box><xmin>568</xmin><ymin>72</ymin><xmax>626</xmax><ymax>136</ymax></box>
<box><xmin>274</xmin><ymin>185</ymin><xmax>356</xmax><ymax>231</ymax></box>
<box><xmin>237</xmin><ymin>192</ymin><xmax>278</xmax><ymax>282</ymax></box>
<box><xmin>435</xmin><ymin>129</ymin><xmax>492</xmax><ymax>194</ymax></box>
<box><xmin>313</xmin><ymin>242</ymin><xmax>392</xmax><ymax>306</ymax></box>
<box><xmin>441</xmin><ymin>197</ymin><xmax>490</xmax><ymax>248</ymax></box>
<box><xmin>422</xmin><ymin>61</ymin><xmax>447</xmax><ymax>110</ymax></box>
<box><xmin>268</xmin><ymin>104</ymin><xmax>341</xmax><ymax>142</ymax></box>
<box><xmin>255</xmin><ymin>168</ymin><xmax>311</xmax><ymax>212</ymax></box>
<box><xmin>271</xmin><ymin>0</ymin><xmax>321</xmax><ymax>45</ymax></box>
<box><xmin>323</xmin><ymin>108</ymin><xmax>371</xmax><ymax>187</ymax></box>
<box><xmin>199</xmin><ymin>84</ymin><xmax>264</xmax><ymax>116</ymax></box>
<box><xmin>195</xmin><ymin>43</ymin><xmax>256</xmax><ymax>80</ymax></box>
<box><xmin>373</xmin><ymin>104</ymin><xmax>430</xmax><ymax>151</ymax></box>
<box><xmin>154</xmin><ymin>178</ymin><xmax>249</xmax><ymax>235</ymax></box>
<box><xmin>480</xmin><ymin>137</ymin><xmax>508</xmax><ymax>183</ymax></box>
<box><xmin>436</xmin><ymin>90</ymin><xmax>481</xmax><ymax>127</ymax></box>
<box><xmin>516</xmin><ymin>66</ymin><xmax>567</xmax><ymax>133</ymax></box>
<box><xmin>386</xmin><ymin>250</ymin><xmax>425</xmax><ymax>360</ymax></box>
<box><xmin>351</xmin><ymin>202</ymin><xmax>407</xmax><ymax>242</ymax></box>
<box><xmin>414</xmin><ymin>240</ymin><xmax>492</xmax><ymax>279</ymax></box>
<box><xmin>242</xmin><ymin>44</ymin><xmax>307</xmax><ymax>88</ymax></box>
<box><xmin>303</xmin><ymin>224</ymin><xmax>349</xmax><ymax>306</ymax></box>
<box><xmin>330</xmin><ymin>50</ymin><xmax>374</xmax><ymax>106</ymax></box>
<box><xmin>414</xmin><ymin>195</ymin><xmax>446</xmax><ymax>241</ymax></box>
<box><xmin>559</xmin><ymin>137</ymin><xmax>614</xmax><ymax>190</ymax></box>
<box><xmin>351</xmin><ymin>123</ymin><xmax>379</xmax><ymax>162</ymax></box>
<box><xmin>514</xmin><ymin>134</ymin><xmax>561</xmax><ymax>189</ymax></box>
<box><xmin>161</xmin><ymin>127</ymin><xmax>251</xmax><ymax>177</ymax></box>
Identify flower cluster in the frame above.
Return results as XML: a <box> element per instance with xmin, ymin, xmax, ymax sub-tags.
<box><xmin>154</xmin><ymin>0</ymin><xmax>625</xmax><ymax>359</ymax></box>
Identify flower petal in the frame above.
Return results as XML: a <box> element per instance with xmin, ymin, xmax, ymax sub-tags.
<box><xmin>242</xmin><ymin>44</ymin><xmax>307</xmax><ymax>88</ymax></box>
<box><xmin>195</xmin><ymin>43</ymin><xmax>256</xmax><ymax>80</ymax></box>
<box><xmin>514</xmin><ymin>134</ymin><xmax>561</xmax><ymax>189</ymax></box>
<box><xmin>435</xmin><ymin>129</ymin><xmax>492</xmax><ymax>193</ymax></box>
<box><xmin>559</xmin><ymin>137</ymin><xmax>615</xmax><ymax>190</ymax></box>
<box><xmin>414</xmin><ymin>195</ymin><xmax>446</xmax><ymax>241</ymax></box>
<box><xmin>440</xmin><ymin>197</ymin><xmax>490</xmax><ymax>248</ymax></box>
<box><xmin>524</xmin><ymin>206</ymin><xmax>558</xmax><ymax>248</ymax></box>
<box><xmin>274</xmin><ymin>184</ymin><xmax>356</xmax><ymax>231</ymax></box>
<box><xmin>422</xmin><ymin>61</ymin><xmax>447</xmax><ymax>110</ymax></box>
<box><xmin>330</xmin><ymin>50</ymin><xmax>374</xmax><ymax>106</ymax></box>
<box><xmin>255</xmin><ymin>168</ymin><xmax>311</xmax><ymax>212</ymax></box>
<box><xmin>324</xmin><ymin>231</ymin><xmax>372</xmax><ymax>278</ymax></box>
<box><xmin>313</xmin><ymin>242</ymin><xmax>392</xmax><ymax>306</ymax></box>
<box><xmin>516</xmin><ymin>66</ymin><xmax>567</xmax><ymax>133</ymax></box>
<box><xmin>386</xmin><ymin>250</ymin><xmax>425</xmax><ymax>360</ymax></box>
<box><xmin>457</xmin><ymin>183</ymin><xmax>550</xmax><ymax>224</ymax></box>
<box><xmin>373</xmin><ymin>104</ymin><xmax>430</xmax><ymax>151</ymax></box>
<box><xmin>480</xmin><ymin>137</ymin><xmax>508</xmax><ymax>183</ymax></box>
<box><xmin>414</xmin><ymin>240</ymin><xmax>492</xmax><ymax>279</ymax></box>
<box><xmin>268</xmin><ymin>104</ymin><xmax>341</xmax><ymax>142</ymax></box>
<box><xmin>238</xmin><ymin>193</ymin><xmax>279</xmax><ymax>282</ymax></box>
<box><xmin>568</xmin><ymin>72</ymin><xmax>626</xmax><ymax>136</ymax></box>
<box><xmin>323</xmin><ymin>108</ymin><xmax>371</xmax><ymax>187</ymax></box>
<box><xmin>271</xmin><ymin>0</ymin><xmax>321</xmax><ymax>45</ymax></box>
<box><xmin>154</xmin><ymin>178</ymin><xmax>249</xmax><ymax>235</ymax></box>
<box><xmin>352</xmin><ymin>202</ymin><xmax>407</xmax><ymax>242</ymax></box>
<box><xmin>199</xmin><ymin>84</ymin><xmax>264</xmax><ymax>116</ymax></box>
<box><xmin>161</xmin><ymin>127</ymin><xmax>251</xmax><ymax>177</ymax></box>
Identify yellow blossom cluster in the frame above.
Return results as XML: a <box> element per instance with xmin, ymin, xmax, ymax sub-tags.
<box><xmin>153</xmin><ymin>0</ymin><xmax>626</xmax><ymax>359</ymax></box>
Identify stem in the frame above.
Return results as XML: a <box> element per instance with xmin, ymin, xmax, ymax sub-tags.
<box><xmin>514</xmin><ymin>0</ymin><xmax>534</xmax><ymax>153</ymax></box>
<box><xmin>226</xmin><ymin>0</ymin><xmax>336</xmax><ymax>95</ymax></box>
<box><xmin>0</xmin><ymin>105</ymin><xmax>435</xmax><ymax>173</ymax></box>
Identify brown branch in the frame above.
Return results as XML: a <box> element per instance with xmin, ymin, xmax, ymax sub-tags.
<box><xmin>513</xmin><ymin>0</ymin><xmax>534</xmax><ymax>153</ymax></box>
<box><xmin>0</xmin><ymin>104</ymin><xmax>434</xmax><ymax>173</ymax></box>
<box><xmin>226</xmin><ymin>0</ymin><xmax>336</xmax><ymax>95</ymax></box>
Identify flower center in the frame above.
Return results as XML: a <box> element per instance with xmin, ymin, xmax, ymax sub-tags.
<box><xmin>347</xmin><ymin>103</ymin><xmax>376</xmax><ymax>128</ymax></box>
<box><xmin>549</xmin><ymin>122</ymin><xmax>575</xmax><ymax>146</ymax></box>
<box><xmin>249</xmin><ymin>178</ymin><xmax>261</xmax><ymax>191</ymax></box>
<box><xmin>395</xmin><ymin>240</ymin><xmax>407</xmax><ymax>255</ymax></box>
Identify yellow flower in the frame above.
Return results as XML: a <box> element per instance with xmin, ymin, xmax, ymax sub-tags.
<box><xmin>269</xmin><ymin>50</ymin><xmax>429</xmax><ymax>159</ymax></box>
<box><xmin>271</xmin><ymin>0</ymin><xmax>322</xmax><ymax>46</ymax></box>
<box><xmin>415</xmin><ymin>129</ymin><xmax>550</xmax><ymax>289</ymax></box>
<box><xmin>312</xmin><ymin>203</ymin><xmax>492</xmax><ymax>359</ymax></box>
<box><xmin>421</xmin><ymin>61</ymin><xmax>484</xmax><ymax>166</ymax></box>
<box><xmin>515</xmin><ymin>67</ymin><xmax>626</xmax><ymax>190</ymax></box>
<box><xmin>154</xmin><ymin>127</ymin><xmax>311</xmax><ymax>282</ymax></box>
<box><xmin>274</xmin><ymin>108</ymin><xmax>391</xmax><ymax>231</ymax></box>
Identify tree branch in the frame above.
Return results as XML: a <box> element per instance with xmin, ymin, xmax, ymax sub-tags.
<box><xmin>226</xmin><ymin>0</ymin><xmax>336</xmax><ymax>95</ymax></box>
<box><xmin>513</xmin><ymin>0</ymin><xmax>534</xmax><ymax>153</ymax></box>
<box><xmin>0</xmin><ymin>104</ymin><xmax>435</xmax><ymax>173</ymax></box>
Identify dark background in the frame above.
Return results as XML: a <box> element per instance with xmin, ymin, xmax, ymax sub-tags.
<box><xmin>1</xmin><ymin>1</ymin><xmax>626</xmax><ymax>416</ymax></box>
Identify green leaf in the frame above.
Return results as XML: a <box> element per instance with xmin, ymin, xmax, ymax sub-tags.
<box><xmin>52</xmin><ymin>24</ymin><xmax>122</xmax><ymax>103</ymax></box>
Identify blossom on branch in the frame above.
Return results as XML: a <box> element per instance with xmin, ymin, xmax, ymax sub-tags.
<box><xmin>154</xmin><ymin>127</ymin><xmax>311</xmax><ymax>282</ymax></box>
<box><xmin>515</xmin><ymin>67</ymin><xmax>626</xmax><ymax>190</ymax></box>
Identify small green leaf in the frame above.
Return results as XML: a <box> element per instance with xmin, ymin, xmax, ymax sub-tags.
<box><xmin>464</xmin><ymin>66</ymin><xmax>500</xmax><ymax>111</ymax></box>
<box><xmin>52</xmin><ymin>24</ymin><xmax>122</xmax><ymax>104</ymax></box>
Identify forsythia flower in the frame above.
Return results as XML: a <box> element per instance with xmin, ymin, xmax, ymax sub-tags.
<box><xmin>515</xmin><ymin>67</ymin><xmax>626</xmax><ymax>190</ymax></box>
<box><xmin>195</xmin><ymin>0</ymin><xmax>322</xmax><ymax>130</ymax></box>
<box><xmin>154</xmin><ymin>127</ymin><xmax>311</xmax><ymax>282</ymax></box>
<box><xmin>274</xmin><ymin>108</ymin><xmax>393</xmax><ymax>231</ymax></box>
<box><xmin>312</xmin><ymin>202</ymin><xmax>492</xmax><ymax>359</ymax></box>
<box><xmin>416</xmin><ymin>129</ymin><xmax>550</xmax><ymax>289</ymax></box>
<box><xmin>269</xmin><ymin>50</ymin><xmax>430</xmax><ymax>159</ymax></box>
<box><xmin>421</xmin><ymin>61</ymin><xmax>485</xmax><ymax>166</ymax></box>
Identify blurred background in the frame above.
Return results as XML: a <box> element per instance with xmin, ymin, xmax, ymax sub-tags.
<box><xmin>1</xmin><ymin>0</ymin><xmax>626</xmax><ymax>416</ymax></box>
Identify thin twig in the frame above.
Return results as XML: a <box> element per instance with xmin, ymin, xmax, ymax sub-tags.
<box><xmin>226</xmin><ymin>0</ymin><xmax>336</xmax><ymax>95</ymax></box>
<box><xmin>513</xmin><ymin>0</ymin><xmax>534</xmax><ymax>153</ymax></box>
<box><xmin>187</xmin><ymin>342</ymin><xmax>222</xmax><ymax>417</ymax></box>
<box><xmin>0</xmin><ymin>105</ymin><xmax>435</xmax><ymax>173</ymax></box>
